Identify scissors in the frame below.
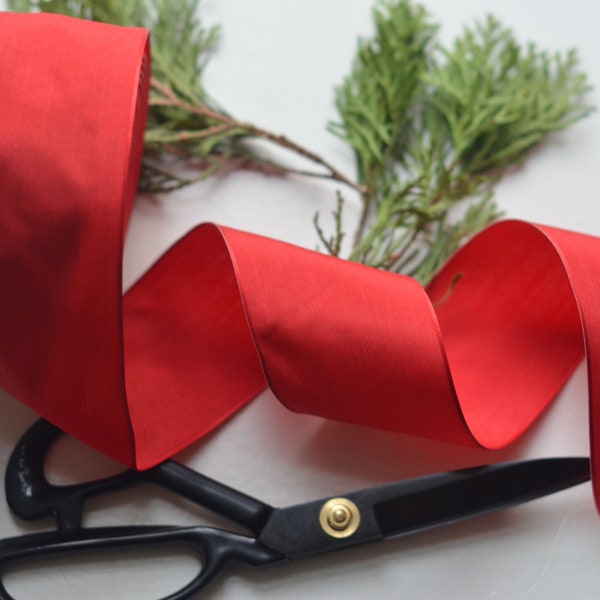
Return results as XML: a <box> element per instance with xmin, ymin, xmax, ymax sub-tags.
<box><xmin>0</xmin><ymin>419</ymin><xmax>591</xmax><ymax>599</ymax></box>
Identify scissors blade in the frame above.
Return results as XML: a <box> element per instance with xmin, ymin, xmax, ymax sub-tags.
<box><xmin>372</xmin><ymin>456</ymin><xmax>590</xmax><ymax>537</ymax></box>
<box><xmin>258</xmin><ymin>458</ymin><xmax>590</xmax><ymax>560</ymax></box>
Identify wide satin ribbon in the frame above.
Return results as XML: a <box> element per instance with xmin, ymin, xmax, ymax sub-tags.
<box><xmin>2</xmin><ymin>14</ymin><xmax>600</xmax><ymax>508</ymax></box>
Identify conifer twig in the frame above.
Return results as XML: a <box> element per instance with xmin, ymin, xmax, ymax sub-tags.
<box><xmin>9</xmin><ymin>0</ymin><xmax>595</xmax><ymax>286</ymax></box>
<box><xmin>149</xmin><ymin>78</ymin><xmax>366</xmax><ymax>195</ymax></box>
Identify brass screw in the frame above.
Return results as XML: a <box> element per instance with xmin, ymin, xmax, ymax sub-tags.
<box><xmin>319</xmin><ymin>497</ymin><xmax>360</xmax><ymax>538</ymax></box>
<box><xmin>328</xmin><ymin>504</ymin><xmax>352</xmax><ymax>530</ymax></box>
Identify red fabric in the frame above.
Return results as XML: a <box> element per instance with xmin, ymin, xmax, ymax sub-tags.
<box><xmin>0</xmin><ymin>13</ymin><xmax>149</xmax><ymax>466</ymax></box>
<box><xmin>2</xmin><ymin>14</ymin><xmax>600</xmax><ymax>508</ymax></box>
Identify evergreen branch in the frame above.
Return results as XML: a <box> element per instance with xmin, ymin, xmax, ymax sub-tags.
<box><xmin>9</xmin><ymin>0</ymin><xmax>595</xmax><ymax>287</ymax></box>
<box><xmin>149</xmin><ymin>78</ymin><xmax>366</xmax><ymax>195</ymax></box>
<box><xmin>332</xmin><ymin>0</ymin><xmax>593</xmax><ymax>284</ymax></box>
<box><xmin>329</xmin><ymin>0</ymin><xmax>438</xmax><ymax>245</ymax></box>
<box><xmin>314</xmin><ymin>192</ymin><xmax>346</xmax><ymax>257</ymax></box>
<box><xmin>424</xmin><ymin>16</ymin><xmax>593</xmax><ymax>175</ymax></box>
<box><xmin>139</xmin><ymin>161</ymin><xmax>223</xmax><ymax>193</ymax></box>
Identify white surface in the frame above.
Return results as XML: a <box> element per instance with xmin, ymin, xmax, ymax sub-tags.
<box><xmin>1</xmin><ymin>0</ymin><xmax>600</xmax><ymax>598</ymax></box>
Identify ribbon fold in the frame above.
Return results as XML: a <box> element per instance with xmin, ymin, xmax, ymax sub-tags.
<box><xmin>2</xmin><ymin>14</ymin><xmax>600</xmax><ymax>509</ymax></box>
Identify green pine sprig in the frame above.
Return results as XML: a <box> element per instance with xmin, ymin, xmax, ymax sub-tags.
<box><xmin>8</xmin><ymin>0</ymin><xmax>594</xmax><ymax>285</ymax></box>
<box><xmin>330</xmin><ymin>4</ymin><xmax>593</xmax><ymax>283</ymax></box>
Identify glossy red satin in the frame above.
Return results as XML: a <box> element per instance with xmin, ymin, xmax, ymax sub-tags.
<box><xmin>1</xmin><ymin>14</ymin><xmax>599</xmax><ymax>508</ymax></box>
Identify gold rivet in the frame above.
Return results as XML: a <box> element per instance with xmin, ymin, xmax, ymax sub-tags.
<box><xmin>319</xmin><ymin>497</ymin><xmax>360</xmax><ymax>538</ymax></box>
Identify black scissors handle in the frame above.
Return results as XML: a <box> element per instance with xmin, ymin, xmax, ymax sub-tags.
<box><xmin>5</xmin><ymin>419</ymin><xmax>272</xmax><ymax>535</ymax></box>
<box><xmin>0</xmin><ymin>525</ymin><xmax>284</xmax><ymax>600</ymax></box>
<box><xmin>1</xmin><ymin>419</ymin><xmax>286</xmax><ymax>599</ymax></box>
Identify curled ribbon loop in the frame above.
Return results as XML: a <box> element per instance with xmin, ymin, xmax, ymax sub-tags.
<box><xmin>2</xmin><ymin>15</ymin><xmax>600</xmax><ymax>509</ymax></box>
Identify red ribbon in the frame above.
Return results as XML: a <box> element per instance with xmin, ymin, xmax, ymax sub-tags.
<box><xmin>2</xmin><ymin>14</ymin><xmax>600</xmax><ymax>508</ymax></box>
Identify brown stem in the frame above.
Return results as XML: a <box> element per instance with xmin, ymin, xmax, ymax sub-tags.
<box><xmin>353</xmin><ymin>194</ymin><xmax>374</xmax><ymax>247</ymax></box>
<box><xmin>150</xmin><ymin>78</ymin><xmax>367</xmax><ymax>196</ymax></box>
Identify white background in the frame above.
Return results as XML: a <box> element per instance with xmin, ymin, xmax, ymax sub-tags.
<box><xmin>1</xmin><ymin>0</ymin><xmax>600</xmax><ymax>598</ymax></box>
